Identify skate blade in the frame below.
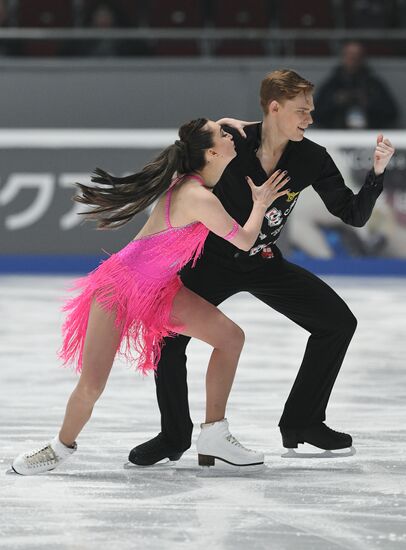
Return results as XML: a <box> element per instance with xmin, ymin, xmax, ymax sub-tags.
<box><xmin>123</xmin><ymin>458</ymin><xmax>179</xmax><ymax>470</ymax></box>
<box><xmin>197</xmin><ymin>461</ymin><xmax>265</xmax><ymax>477</ymax></box>
<box><xmin>281</xmin><ymin>445</ymin><xmax>356</xmax><ymax>459</ymax></box>
<box><xmin>5</xmin><ymin>465</ymin><xmax>57</xmax><ymax>476</ymax></box>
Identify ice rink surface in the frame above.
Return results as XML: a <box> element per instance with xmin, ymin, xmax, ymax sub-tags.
<box><xmin>1</xmin><ymin>275</ymin><xmax>405</xmax><ymax>550</ymax></box>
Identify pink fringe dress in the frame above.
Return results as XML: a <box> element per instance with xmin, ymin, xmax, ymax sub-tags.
<box><xmin>59</xmin><ymin>174</ymin><xmax>238</xmax><ymax>375</ymax></box>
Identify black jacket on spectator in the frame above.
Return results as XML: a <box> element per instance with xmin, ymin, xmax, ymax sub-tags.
<box><xmin>314</xmin><ymin>65</ymin><xmax>398</xmax><ymax>129</ymax></box>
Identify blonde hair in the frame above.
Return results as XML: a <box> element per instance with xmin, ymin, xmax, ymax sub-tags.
<box><xmin>260</xmin><ymin>69</ymin><xmax>314</xmax><ymax>114</ymax></box>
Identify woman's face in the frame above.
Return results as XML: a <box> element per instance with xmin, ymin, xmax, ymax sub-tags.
<box><xmin>206</xmin><ymin>121</ymin><xmax>236</xmax><ymax>162</ymax></box>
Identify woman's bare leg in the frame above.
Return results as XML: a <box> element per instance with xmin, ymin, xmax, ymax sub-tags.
<box><xmin>59</xmin><ymin>300</ymin><xmax>121</xmax><ymax>446</ymax></box>
<box><xmin>170</xmin><ymin>286</ymin><xmax>245</xmax><ymax>423</ymax></box>
<box><xmin>170</xmin><ymin>287</ymin><xmax>264</xmax><ymax>469</ymax></box>
<box><xmin>60</xmin><ymin>285</ymin><xmax>243</xmax><ymax>444</ymax></box>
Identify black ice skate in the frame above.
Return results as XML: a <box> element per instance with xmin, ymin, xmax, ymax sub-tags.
<box><xmin>125</xmin><ymin>433</ymin><xmax>184</xmax><ymax>468</ymax></box>
<box><xmin>280</xmin><ymin>423</ymin><xmax>356</xmax><ymax>458</ymax></box>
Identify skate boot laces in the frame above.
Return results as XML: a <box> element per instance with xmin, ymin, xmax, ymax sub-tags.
<box><xmin>25</xmin><ymin>444</ymin><xmax>58</xmax><ymax>469</ymax></box>
<box><xmin>225</xmin><ymin>433</ymin><xmax>254</xmax><ymax>453</ymax></box>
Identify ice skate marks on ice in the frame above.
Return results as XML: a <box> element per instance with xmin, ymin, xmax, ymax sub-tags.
<box><xmin>282</xmin><ymin>444</ymin><xmax>356</xmax><ymax>458</ymax></box>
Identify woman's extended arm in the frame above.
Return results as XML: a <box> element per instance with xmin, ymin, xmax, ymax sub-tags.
<box><xmin>185</xmin><ymin>170</ymin><xmax>290</xmax><ymax>251</ymax></box>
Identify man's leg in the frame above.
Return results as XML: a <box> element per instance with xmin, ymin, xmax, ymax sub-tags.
<box><xmin>129</xmin><ymin>257</ymin><xmax>239</xmax><ymax>464</ymax></box>
<box><xmin>154</xmin><ymin>333</ymin><xmax>193</xmax><ymax>452</ymax></box>
<box><xmin>246</xmin><ymin>258</ymin><xmax>357</xmax><ymax>438</ymax></box>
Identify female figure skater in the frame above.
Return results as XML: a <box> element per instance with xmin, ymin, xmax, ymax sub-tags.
<box><xmin>12</xmin><ymin>118</ymin><xmax>290</xmax><ymax>475</ymax></box>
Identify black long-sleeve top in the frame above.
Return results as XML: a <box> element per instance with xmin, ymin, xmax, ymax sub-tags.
<box><xmin>204</xmin><ymin>123</ymin><xmax>384</xmax><ymax>270</ymax></box>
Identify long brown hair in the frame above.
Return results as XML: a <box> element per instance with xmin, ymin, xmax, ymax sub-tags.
<box><xmin>75</xmin><ymin>118</ymin><xmax>213</xmax><ymax>229</ymax></box>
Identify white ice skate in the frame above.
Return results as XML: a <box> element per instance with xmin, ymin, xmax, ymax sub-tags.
<box><xmin>196</xmin><ymin>419</ymin><xmax>264</xmax><ymax>473</ymax></box>
<box><xmin>12</xmin><ymin>436</ymin><xmax>77</xmax><ymax>475</ymax></box>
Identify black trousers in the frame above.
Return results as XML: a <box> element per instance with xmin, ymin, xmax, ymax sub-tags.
<box><xmin>154</xmin><ymin>250</ymin><xmax>357</xmax><ymax>451</ymax></box>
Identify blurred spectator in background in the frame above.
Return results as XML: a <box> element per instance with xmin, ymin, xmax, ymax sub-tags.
<box><xmin>0</xmin><ymin>0</ymin><xmax>20</xmax><ymax>56</ymax></box>
<box><xmin>86</xmin><ymin>2</ymin><xmax>126</xmax><ymax>57</ymax></box>
<box><xmin>314</xmin><ymin>42</ymin><xmax>398</xmax><ymax>129</ymax></box>
<box><xmin>62</xmin><ymin>1</ymin><xmax>150</xmax><ymax>57</ymax></box>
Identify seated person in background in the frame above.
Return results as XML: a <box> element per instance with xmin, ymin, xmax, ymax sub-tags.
<box><xmin>0</xmin><ymin>0</ymin><xmax>21</xmax><ymax>56</ymax></box>
<box><xmin>314</xmin><ymin>42</ymin><xmax>398</xmax><ymax>129</ymax></box>
<box><xmin>61</xmin><ymin>2</ymin><xmax>150</xmax><ymax>57</ymax></box>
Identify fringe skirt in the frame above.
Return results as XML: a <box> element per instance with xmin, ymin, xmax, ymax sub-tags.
<box><xmin>58</xmin><ymin>250</ymin><xmax>184</xmax><ymax>375</ymax></box>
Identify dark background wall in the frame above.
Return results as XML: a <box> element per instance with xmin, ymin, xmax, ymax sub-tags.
<box><xmin>0</xmin><ymin>57</ymin><xmax>404</xmax><ymax>128</ymax></box>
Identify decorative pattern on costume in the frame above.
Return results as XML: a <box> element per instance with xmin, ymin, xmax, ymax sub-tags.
<box><xmin>249</xmin><ymin>243</ymin><xmax>268</xmax><ymax>256</ymax></box>
<box><xmin>265</xmin><ymin>207</ymin><xmax>283</xmax><ymax>227</ymax></box>
<box><xmin>260</xmin><ymin>247</ymin><xmax>274</xmax><ymax>259</ymax></box>
<box><xmin>284</xmin><ymin>196</ymin><xmax>299</xmax><ymax>217</ymax></box>
<box><xmin>286</xmin><ymin>190</ymin><xmax>300</xmax><ymax>203</ymax></box>
<box><xmin>271</xmin><ymin>226</ymin><xmax>283</xmax><ymax>237</ymax></box>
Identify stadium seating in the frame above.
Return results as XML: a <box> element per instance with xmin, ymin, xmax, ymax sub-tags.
<box><xmin>18</xmin><ymin>0</ymin><xmax>73</xmax><ymax>56</ymax></box>
<box><xmin>341</xmin><ymin>0</ymin><xmax>396</xmax><ymax>28</ymax></box>
<box><xmin>277</xmin><ymin>0</ymin><xmax>335</xmax><ymax>28</ymax></box>
<box><xmin>148</xmin><ymin>0</ymin><xmax>203</xmax><ymax>56</ymax></box>
<box><xmin>212</xmin><ymin>0</ymin><xmax>272</xmax><ymax>28</ymax></box>
<box><xmin>4</xmin><ymin>0</ymin><xmax>402</xmax><ymax>58</ymax></box>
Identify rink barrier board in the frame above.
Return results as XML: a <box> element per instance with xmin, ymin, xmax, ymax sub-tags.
<box><xmin>1</xmin><ymin>129</ymin><xmax>405</xmax><ymax>272</ymax></box>
<box><xmin>0</xmin><ymin>129</ymin><xmax>405</xmax><ymax>148</ymax></box>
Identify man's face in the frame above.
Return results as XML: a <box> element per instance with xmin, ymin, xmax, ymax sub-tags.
<box><xmin>342</xmin><ymin>42</ymin><xmax>364</xmax><ymax>72</ymax></box>
<box><xmin>270</xmin><ymin>92</ymin><xmax>314</xmax><ymax>142</ymax></box>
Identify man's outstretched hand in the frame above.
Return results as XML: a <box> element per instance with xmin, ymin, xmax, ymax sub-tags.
<box><xmin>374</xmin><ymin>134</ymin><xmax>395</xmax><ymax>176</ymax></box>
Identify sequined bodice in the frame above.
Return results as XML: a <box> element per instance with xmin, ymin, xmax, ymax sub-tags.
<box><xmin>116</xmin><ymin>175</ymin><xmax>210</xmax><ymax>279</ymax></box>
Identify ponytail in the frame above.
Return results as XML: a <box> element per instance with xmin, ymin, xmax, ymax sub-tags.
<box><xmin>74</xmin><ymin>118</ymin><xmax>213</xmax><ymax>229</ymax></box>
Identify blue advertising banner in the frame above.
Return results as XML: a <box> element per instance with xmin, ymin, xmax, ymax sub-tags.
<box><xmin>1</xmin><ymin>130</ymin><xmax>405</xmax><ymax>275</ymax></box>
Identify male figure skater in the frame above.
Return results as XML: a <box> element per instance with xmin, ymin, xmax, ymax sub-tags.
<box><xmin>130</xmin><ymin>69</ymin><xmax>394</xmax><ymax>464</ymax></box>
